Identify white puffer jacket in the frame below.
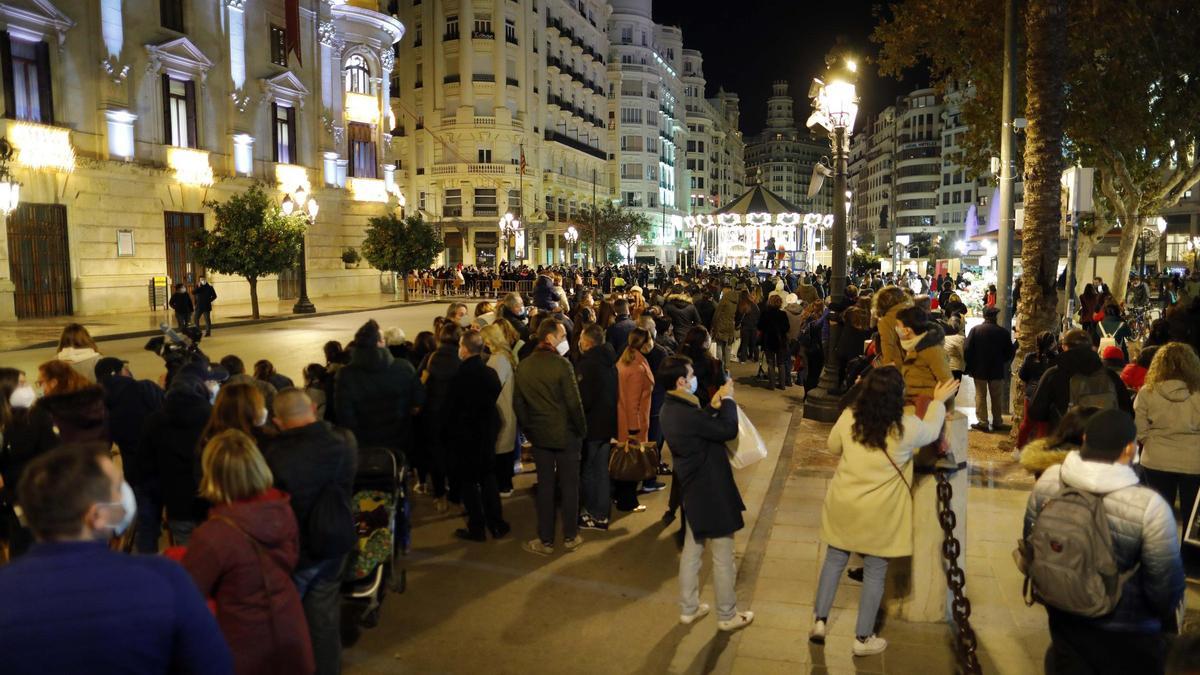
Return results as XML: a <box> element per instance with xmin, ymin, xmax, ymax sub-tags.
<box><xmin>1134</xmin><ymin>380</ymin><xmax>1200</xmax><ymax>474</ymax></box>
<box><xmin>1024</xmin><ymin>452</ymin><xmax>1184</xmax><ymax>632</ymax></box>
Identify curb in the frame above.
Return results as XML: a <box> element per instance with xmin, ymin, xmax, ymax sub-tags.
<box><xmin>14</xmin><ymin>299</ymin><xmax>451</xmax><ymax>352</ymax></box>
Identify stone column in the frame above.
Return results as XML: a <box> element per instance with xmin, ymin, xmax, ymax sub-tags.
<box><xmin>459</xmin><ymin>0</ymin><xmax>474</xmax><ymax>111</ymax></box>
<box><xmin>493</xmin><ymin>0</ymin><xmax>505</xmax><ymax>112</ymax></box>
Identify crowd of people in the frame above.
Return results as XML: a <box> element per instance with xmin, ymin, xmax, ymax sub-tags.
<box><xmin>1</xmin><ymin>257</ymin><xmax>1199</xmax><ymax>672</ymax></box>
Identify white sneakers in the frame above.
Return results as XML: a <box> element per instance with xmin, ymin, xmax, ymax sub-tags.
<box><xmin>717</xmin><ymin>611</ymin><xmax>755</xmax><ymax>632</ymax></box>
<box><xmin>808</xmin><ymin>619</ymin><xmax>826</xmax><ymax>644</ymax></box>
<box><xmin>852</xmin><ymin>635</ymin><xmax>888</xmax><ymax>657</ymax></box>
<box><xmin>809</xmin><ymin>618</ymin><xmax>886</xmax><ymax>656</ymax></box>
<box><xmin>679</xmin><ymin>603</ymin><xmax>710</xmax><ymax>625</ymax></box>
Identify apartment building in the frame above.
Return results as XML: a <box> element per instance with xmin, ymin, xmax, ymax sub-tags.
<box><xmin>744</xmin><ymin>81</ymin><xmax>831</xmax><ymax>216</ymax></box>
<box><xmin>681</xmin><ymin>49</ymin><xmax>744</xmax><ymax>214</ymax></box>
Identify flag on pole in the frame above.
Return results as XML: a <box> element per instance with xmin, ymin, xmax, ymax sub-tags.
<box><xmin>519</xmin><ymin>146</ymin><xmax>526</xmax><ymax>176</ymax></box>
<box><xmin>285</xmin><ymin>0</ymin><xmax>302</xmax><ymax>67</ymax></box>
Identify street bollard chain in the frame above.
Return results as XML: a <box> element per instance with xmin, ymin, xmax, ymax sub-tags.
<box><xmin>936</xmin><ymin>470</ymin><xmax>982</xmax><ymax>674</ymax></box>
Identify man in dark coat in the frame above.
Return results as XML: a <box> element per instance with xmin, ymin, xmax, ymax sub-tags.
<box><xmin>95</xmin><ymin>357</ymin><xmax>166</xmax><ymax>554</ymax></box>
<box><xmin>606</xmin><ymin>298</ymin><xmax>636</xmax><ymax>356</ymax></box>
<box><xmin>139</xmin><ymin>373</ymin><xmax>214</xmax><ymax>546</ymax></box>
<box><xmin>576</xmin><ymin>324</ymin><xmax>617</xmax><ymax>530</ymax></box>
<box><xmin>1029</xmin><ymin>328</ymin><xmax>1133</xmax><ymax>428</ymax></box>
<box><xmin>694</xmin><ymin>289</ymin><xmax>717</xmax><ymax>332</ymax></box>
<box><xmin>192</xmin><ymin>277</ymin><xmax>217</xmax><ymax>336</ymax></box>
<box><xmin>658</xmin><ymin>355</ymin><xmax>753</xmax><ymax>632</ymax></box>
<box><xmin>664</xmin><ymin>285</ymin><xmax>702</xmax><ymax>346</ymax></box>
<box><xmin>444</xmin><ymin>332</ymin><xmax>509</xmax><ymax>541</ymax></box>
<box><xmin>168</xmin><ymin>283</ymin><xmax>193</xmax><ymax>329</ymax></box>
<box><xmin>265</xmin><ymin>388</ymin><xmax>357</xmax><ymax>675</ymax></box>
<box><xmin>422</xmin><ymin>324</ymin><xmax>463</xmax><ymax>507</ymax></box>
<box><xmin>335</xmin><ymin>319</ymin><xmax>426</xmax><ymax>451</ymax></box>
<box><xmin>963</xmin><ymin>306</ymin><xmax>1018</xmax><ymax>432</ymax></box>
<box><xmin>514</xmin><ymin>319</ymin><xmax>587</xmax><ymax>555</ymax></box>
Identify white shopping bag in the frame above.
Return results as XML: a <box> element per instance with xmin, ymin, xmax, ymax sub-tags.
<box><xmin>726</xmin><ymin>405</ymin><xmax>768</xmax><ymax>469</ymax></box>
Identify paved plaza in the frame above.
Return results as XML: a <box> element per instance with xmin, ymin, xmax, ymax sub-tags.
<box><xmin>3</xmin><ymin>301</ymin><xmax>1195</xmax><ymax>675</ymax></box>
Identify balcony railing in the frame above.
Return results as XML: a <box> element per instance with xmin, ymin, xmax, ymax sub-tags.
<box><xmin>472</xmin><ymin>30</ymin><xmax>495</xmax><ymax>39</ymax></box>
<box><xmin>444</xmin><ymin>30</ymin><xmax>459</xmax><ymax>41</ymax></box>
<box><xmin>474</xmin><ymin>205</ymin><xmax>499</xmax><ymax>216</ymax></box>
<box><xmin>544</xmin><ymin>129</ymin><xmax>606</xmax><ymax>161</ymax></box>
<box><xmin>505</xmin><ymin>77</ymin><xmax>519</xmax><ymax>87</ymax></box>
<box><xmin>473</xmin><ymin>73</ymin><xmax>495</xmax><ymax>82</ymax></box>
<box><xmin>505</xmin><ymin>34</ymin><xmax>519</xmax><ymax>45</ymax></box>
<box><xmin>444</xmin><ymin>74</ymin><xmax>460</xmax><ymax>84</ymax></box>
<box><xmin>444</xmin><ymin>206</ymin><xmax>463</xmax><ymax>217</ymax></box>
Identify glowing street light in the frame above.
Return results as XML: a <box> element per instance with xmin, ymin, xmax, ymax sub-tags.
<box><xmin>498</xmin><ymin>212</ymin><xmax>522</xmax><ymax>264</ymax></box>
<box><xmin>564</xmin><ymin>225</ymin><xmax>579</xmax><ymax>264</ymax></box>
<box><xmin>280</xmin><ymin>184</ymin><xmax>318</xmax><ymax>314</ymax></box>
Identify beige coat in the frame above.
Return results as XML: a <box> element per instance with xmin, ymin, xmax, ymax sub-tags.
<box><xmin>821</xmin><ymin>404</ymin><xmax>946</xmax><ymax>557</ymax></box>
<box><xmin>1134</xmin><ymin>380</ymin><xmax>1200</xmax><ymax>474</ymax></box>
<box><xmin>487</xmin><ymin>353</ymin><xmax>518</xmax><ymax>455</ymax></box>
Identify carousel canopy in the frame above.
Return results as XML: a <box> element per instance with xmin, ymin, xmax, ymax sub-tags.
<box><xmin>713</xmin><ymin>185</ymin><xmax>802</xmax><ymax>216</ymax></box>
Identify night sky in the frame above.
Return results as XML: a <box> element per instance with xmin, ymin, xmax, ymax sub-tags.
<box><xmin>654</xmin><ymin>0</ymin><xmax>924</xmax><ymax>134</ymax></box>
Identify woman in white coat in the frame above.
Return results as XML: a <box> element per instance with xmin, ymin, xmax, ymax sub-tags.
<box><xmin>480</xmin><ymin>324</ymin><xmax>518</xmax><ymax>497</ymax></box>
<box><xmin>810</xmin><ymin>366</ymin><xmax>958</xmax><ymax>657</ymax></box>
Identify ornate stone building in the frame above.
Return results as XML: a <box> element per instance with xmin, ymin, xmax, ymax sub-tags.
<box><xmin>0</xmin><ymin>0</ymin><xmax>403</xmax><ymax>320</ymax></box>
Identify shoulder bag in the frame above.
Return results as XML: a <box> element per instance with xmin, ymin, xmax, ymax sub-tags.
<box><xmin>609</xmin><ymin>437</ymin><xmax>659</xmax><ymax>482</ymax></box>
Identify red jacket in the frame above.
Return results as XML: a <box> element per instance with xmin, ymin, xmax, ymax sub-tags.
<box><xmin>183</xmin><ymin>489</ymin><xmax>314</xmax><ymax>675</ymax></box>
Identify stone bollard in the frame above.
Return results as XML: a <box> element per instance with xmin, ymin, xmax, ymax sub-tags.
<box><xmin>884</xmin><ymin>410</ymin><xmax>969</xmax><ymax>622</ymax></box>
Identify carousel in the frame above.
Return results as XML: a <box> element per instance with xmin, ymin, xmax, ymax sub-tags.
<box><xmin>685</xmin><ymin>185</ymin><xmax>833</xmax><ymax>271</ymax></box>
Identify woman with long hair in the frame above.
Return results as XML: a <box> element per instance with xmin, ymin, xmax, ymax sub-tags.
<box><xmin>595</xmin><ymin>299</ymin><xmax>617</xmax><ymax>330</ymax></box>
<box><xmin>1016</xmin><ymin>330</ymin><xmax>1060</xmax><ymax>447</ymax></box>
<box><xmin>35</xmin><ymin>360</ymin><xmax>108</xmax><ymax>444</ymax></box>
<box><xmin>253</xmin><ymin>359</ymin><xmax>294</xmax><ymax>392</ymax></box>
<box><xmin>201</xmin><ymin>382</ymin><xmax>272</xmax><ymax>448</ymax></box>
<box><xmin>182</xmin><ymin>430</ymin><xmax>314</xmax><ymax>675</ymax></box>
<box><xmin>757</xmin><ymin>293</ymin><xmax>792</xmax><ymax>390</ymax></box>
<box><xmin>55</xmin><ymin>323</ymin><xmax>102</xmax><ymax>383</ymax></box>
<box><xmin>811</xmin><ymin>367</ymin><xmax>958</xmax><ymax>656</ymax></box>
<box><xmin>615</xmin><ymin>328</ymin><xmax>654</xmax><ymax>512</ymax></box>
<box><xmin>679</xmin><ymin>326</ymin><xmax>725</xmax><ymax>406</ymax></box>
<box><xmin>1020</xmin><ymin>406</ymin><xmax>1101</xmax><ymax>478</ymax></box>
<box><xmin>1134</xmin><ymin>343</ymin><xmax>1200</xmax><ymax>521</ymax></box>
<box><xmin>736</xmin><ymin>289</ymin><xmax>760</xmax><ymax>363</ymax></box>
<box><xmin>480</xmin><ymin>323</ymin><xmax>519</xmax><ymax>496</ymax></box>
<box><xmin>1079</xmin><ymin>283</ymin><xmax>1100</xmax><ymax>337</ymax></box>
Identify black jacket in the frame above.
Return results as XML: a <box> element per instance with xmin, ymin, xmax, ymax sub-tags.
<box><xmin>514</xmin><ymin>347</ymin><xmax>587</xmax><ymax>450</ymax></box>
<box><xmin>0</xmin><ymin>407</ymin><xmax>57</xmax><ymax>501</ymax></box>
<box><xmin>262</xmin><ymin>421</ymin><xmax>357</xmax><ymax>569</ymax></box>
<box><xmin>695</xmin><ymin>297</ymin><xmax>716</xmax><ymax>330</ymax></box>
<box><xmin>757</xmin><ymin>306</ymin><xmax>791</xmax><ymax>352</ymax></box>
<box><xmin>442</xmin><ymin>356</ymin><xmax>502</xmax><ymax>474</ymax></box>
<box><xmin>963</xmin><ymin>320</ymin><xmax>1017</xmax><ymax>380</ymax></box>
<box><xmin>576</xmin><ymin>344</ymin><xmax>618</xmax><ymax>441</ymax></box>
<box><xmin>168</xmin><ymin>292</ymin><xmax>193</xmax><ymax>316</ymax></box>
<box><xmin>141</xmin><ymin>376</ymin><xmax>212</xmax><ymax>522</ymax></box>
<box><xmin>660</xmin><ymin>392</ymin><xmax>742</xmax><ymax>540</ymax></box>
<box><xmin>664</xmin><ymin>296</ymin><xmax>702</xmax><ymax>345</ymax></box>
<box><xmin>419</xmin><ymin>344</ymin><xmax>461</xmax><ymax>451</ymax></box>
<box><xmin>1029</xmin><ymin>348</ymin><xmax>1133</xmax><ymax>426</ymax></box>
<box><xmin>334</xmin><ymin>346</ymin><xmax>425</xmax><ymax>449</ymax></box>
<box><xmin>605</xmin><ymin>315</ymin><xmax>634</xmax><ymax>355</ymax></box>
<box><xmin>194</xmin><ymin>283</ymin><xmax>217</xmax><ymax>311</ymax></box>
<box><xmin>99</xmin><ymin>375</ymin><xmax>165</xmax><ymax>486</ymax></box>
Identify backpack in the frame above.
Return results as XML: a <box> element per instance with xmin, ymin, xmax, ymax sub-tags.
<box><xmin>1097</xmin><ymin>322</ymin><xmax>1122</xmax><ymax>353</ymax></box>
<box><xmin>1016</xmin><ymin>485</ymin><xmax>1136</xmax><ymax>617</ymax></box>
<box><xmin>306</xmin><ymin>453</ymin><xmax>356</xmax><ymax>560</ymax></box>
<box><xmin>1068</xmin><ymin>369</ymin><xmax>1119</xmax><ymax>411</ymax></box>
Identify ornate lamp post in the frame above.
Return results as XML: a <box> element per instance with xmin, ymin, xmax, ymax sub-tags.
<box><xmin>281</xmin><ymin>185</ymin><xmax>318</xmax><ymax>314</ymax></box>
<box><xmin>803</xmin><ymin>52</ymin><xmax>859</xmax><ymax>423</ymax></box>
<box><xmin>564</xmin><ymin>225</ymin><xmax>578</xmax><ymax>265</ymax></box>
<box><xmin>498</xmin><ymin>212</ymin><xmax>521</xmax><ymax>265</ymax></box>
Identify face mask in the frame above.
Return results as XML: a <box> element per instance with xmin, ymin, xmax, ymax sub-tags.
<box><xmin>255</xmin><ymin>408</ymin><xmax>269</xmax><ymax>427</ymax></box>
<box><xmin>9</xmin><ymin>384</ymin><xmax>36</xmax><ymax>409</ymax></box>
<box><xmin>99</xmin><ymin>481</ymin><xmax>137</xmax><ymax>537</ymax></box>
<box><xmin>687</xmin><ymin>376</ymin><xmax>699</xmax><ymax>394</ymax></box>
<box><xmin>555</xmin><ymin>339</ymin><xmax>570</xmax><ymax>356</ymax></box>
<box><xmin>207</xmin><ymin>381</ymin><xmax>220</xmax><ymax>404</ymax></box>
<box><xmin>457</xmin><ymin>315</ymin><xmax>472</xmax><ymax>328</ymax></box>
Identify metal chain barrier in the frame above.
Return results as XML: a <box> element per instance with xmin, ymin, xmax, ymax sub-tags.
<box><xmin>936</xmin><ymin>469</ymin><xmax>982</xmax><ymax>674</ymax></box>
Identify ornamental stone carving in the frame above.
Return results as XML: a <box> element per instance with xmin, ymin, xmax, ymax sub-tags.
<box><xmin>380</xmin><ymin>48</ymin><xmax>395</xmax><ymax>73</ymax></box>
<box><xmin>318</xmin><ymin>20</ymin><xmax>336</xmax><ymax>47</ymax></box>
<box><xmin>100</xmin><ymin>56</ymin><xmax>130</xmax><ymax>85</ymax></box>
<box><xmin>223</xmin><ymin>0</ymin><xmax>246</xmax><ymax>9</ymax></box>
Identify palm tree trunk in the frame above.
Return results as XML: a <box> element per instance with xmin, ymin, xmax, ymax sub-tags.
<box><xmin>1015</xmin><ymin>0</ymin><xmax>1069</xmax><ymax>412</ymax></box>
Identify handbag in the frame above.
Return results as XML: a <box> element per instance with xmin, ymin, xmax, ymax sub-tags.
<box><xmin>608</xmin><ymin>438</ymin><xmax>659</xmax><ymax>481</ymax></box>
<box><xmin>725</xmin><ymin>405</ymin><xmax>768</xmax><ymax>469</ymax></box>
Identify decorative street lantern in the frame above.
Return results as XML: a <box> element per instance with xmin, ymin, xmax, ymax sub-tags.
<box><xmin>564</xmin><ymin>225</ymin><xmax>579</xmax><ymax>264</ymax></box>
<box><xmin>498</xmin><ymin>212</ymin><xmax>521</xmax><ymax>264</ymax></box>
<box><xmin>281</xmin><ymin>184</ymin><xmax>318</xmax><ymax>313</ymax></box>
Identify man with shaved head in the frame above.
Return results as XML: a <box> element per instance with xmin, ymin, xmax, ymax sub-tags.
<box><xmin>263</xmin><ymin>388</ymin><xmax>357</xmax><ymax>675</ymax></box>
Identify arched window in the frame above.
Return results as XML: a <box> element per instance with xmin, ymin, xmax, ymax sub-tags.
<box><xmin>344</xmin><ymin>54</ymin><xmax>372</xmax><ymax>94</ymax></box>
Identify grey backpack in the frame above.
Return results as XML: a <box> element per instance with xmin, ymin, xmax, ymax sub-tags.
<box><xmin>1016</xmin><ymin>486</ymin><xmax>1135</xmax><ymax>617</ymax></box>
<box><xmin>1068</xmin><ymin>369</ymin><xmax>1118</xmax><ymax>411</ymax></box>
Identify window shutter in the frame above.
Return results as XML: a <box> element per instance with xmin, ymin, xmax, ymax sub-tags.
<box><xmin>34</xmin><ymin>41</ymin><xmax>52</xmax><ymax>124</ymax></box>
<box><xmin>270</xmin><ymin>103</ymin><xmax>279</xmax><ymax>162</ymax></box>
<box><xmin>0</xmin><ymin>33</ymin><xmax>15</xmax><ymax>120</ymax></box>
<box><xmin>161</xmin><ymin>74</ymin><xmax>172</xmax><ymax>144</ymax></box>
<box><xmin>286</xmin><ymin>106</ymin><xmax>297</xmax><ymax>164</ymax></box>
<box><xmin>184</xmin><ymin>80</ymin><xmax>198</xmax><ymax>148</ymax></box>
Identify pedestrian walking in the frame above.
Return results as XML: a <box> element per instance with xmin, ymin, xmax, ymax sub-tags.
<box><xmin>169</xmin><ymin>283</ymin><xmax>194</xmax><ymax>329</ymax></box>
<box><xmin>193</xmin><ymin>277</ymin><xmax>217</xmax><ymax>337</ymax></box>
<box><xmin>811</xmin><ymin>369</ymin><xmax>958</xmax><ymax>656</ymax></box>
<box><xmin>659</xmin><ymin>355</ymin><xmax>753</xmax><ymax>632</ymax></box>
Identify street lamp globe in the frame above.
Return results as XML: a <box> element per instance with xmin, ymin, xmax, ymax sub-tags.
<box><xmin>822</xmin><ymin>78</ymin><xmax>859</xmax><ymax>131</ymax></box>
<box><xmin>1156</xmin><ymin>216</ymin><xmax>1167</xmax><ymax>234</ymax></box>
<box><xmin>281</xmin><ymin>194</ymin><xmax>295</xmax><ymax>216</ymax></box>
<box><xmin>306</xmin><ymin>198</ymin><xmax>319</xmax><ymax>219</ymax></box>
<box><xmin>294</xmin><ymin>186</ymin><xmax>308</xmax><ymax>208</ymax></box>
<box><xmin>564</xmin><ymin>225</ymin><xmax>578</xmax><ymax>243</ymax></box>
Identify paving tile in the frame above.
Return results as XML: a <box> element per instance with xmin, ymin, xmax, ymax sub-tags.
<box><xmin>758</xmin><ymin>556</ymin><xmax>819</xmax><ymax>581</ymax></box>
<box><xmin>730</xmin><ymin>655</ymin><xmax>805</xmax><ymax>675</ymax></box>
<box><xmin>748</xmin><ymin>600</ymin><xmax>814</xmax><ymax>631</ymax></box>
<box><xmin>769</xmin><ymin>524</ymin><xmax>822</xmax><ymax>543</ymax></box>
<box><xmin>754</xmin><ymin>578</ymin><xmax>818</xmax><ymax>605</ymax></box>
<box><xmin>810</xmin><ymin>636</ymin><xmax>885</xmax><ymax>673</ymax></box>
<box><xmin>736</xmin><ymin>625</ymin><xmax>813</xmax><ymax>664</ymax></box>
<box><xmin>884</xmin><ymin>639</ymin><xmax>957</xmax><ymax>674</ymax></box>
<box><xmin>765</xmin><ymin>540</ymin><xmax>821</xmax><ymax>562</ymax></box>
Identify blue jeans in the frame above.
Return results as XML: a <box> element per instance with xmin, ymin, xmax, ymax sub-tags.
<box><xmin>132</xmin><ymin>484</ymin><xmax>163</xmax><ymax>554</ymax></box>
<box><xmin>580</xmin><ymin>439</ymin><xmax>611</xmax><ymax>522</ymax></box>
<box><xmin>814</xmin><ymin>545</ymin><xmax>888</xmax><ymax>638</ymax></box>
<box><xmin>167</xmin><ymin>519</ymin><xmax>196</xmax><ymax>547</ymax></box>
<box><xmin>295</xmin><ymin>557</ymin><xmax>346</xmax><ymax>675</ymax></box>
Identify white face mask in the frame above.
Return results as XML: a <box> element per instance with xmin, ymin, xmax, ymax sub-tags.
<box><xmin>9</xmin><ymin>384</ymin><xmax>37</xmax><ymax>409</ymax></box>
<box><xmin>207</xmin><ymin>381</ymin><xmax>220</xmax><ymax>404</ymax></box>
<box><xmin>255</xmin><ymin>408</ymin><xmax>269</xmax><ymax>427</ymax></box>
<box><xmin>555</xmin><ymin>338</ymin><xmax>570</xmax><ymax>356</ymax></box>
<box><xmin>457</xmin><ymin>314</ymin><xmax>471</xmax><ymax>328</ymax></box>
<box><xmin>687</xmin><ymin>375</ymin><xmax>699</xmax><ymax>394</ymax></box>
<box><xmin>99</xmin><ymin>481</ymin><xmax>137</xmax><ymax>537</ymax></box>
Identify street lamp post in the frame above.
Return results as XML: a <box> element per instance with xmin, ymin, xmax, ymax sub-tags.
<box><xmin>498</xmin><ymin>212</ymin><xmax>521</xmax><ymax>266</ymax></box>
<box><xmin>281</xmin><ymin>186</ymin><xmax>318</xmax><ymax>314</ymax></box>
<box><xmin>802</xmin><ymin>53</ymin><xmax>859</xmax><ymax>423</ymax></box>
<box><xmin>564</xmin><ymin>225</ymin><xmax>578</xmax><ymax>266</ymax></box>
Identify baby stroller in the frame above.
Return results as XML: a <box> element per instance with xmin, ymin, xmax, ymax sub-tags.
<box><xmin>341</xmin><ymin>446</ymin><xmax>409</xmax><ymax>643</ymax></box>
